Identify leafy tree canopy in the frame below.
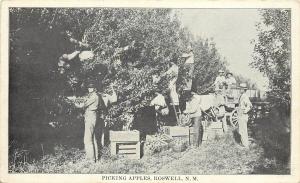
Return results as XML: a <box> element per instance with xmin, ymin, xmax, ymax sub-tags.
<box><xmin>10</xmin><ymin>8</ymin><xmax>240</xmax><ymax>130</ymax></box>
<box><xmin>251</xmin><ymin>9</ymin><xmax>291</xmax><ymax>109</ymax></box>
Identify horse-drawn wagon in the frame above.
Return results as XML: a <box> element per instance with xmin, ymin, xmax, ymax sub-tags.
<box><xmin>181</xmin><ymin>86</ymin><xmax>263</xmax><ymax>129</ymax></box>
<box><xmin>200</xmin><ymin>86</ymin><xmax>266</xmax><ymax>128</ymax></box>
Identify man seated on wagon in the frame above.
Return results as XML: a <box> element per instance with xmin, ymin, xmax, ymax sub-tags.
<box><xmin>214</xmin><ymin>70</ymin><xmax>226</xmax><ymax>93</ymax></box>
<box><xmin>225</xmin><ymin>72</ymin><xmax>237</xmax><ymax>89</ymax></box>
<box><xmin>213</xmin><ymin>69</ymin><xmax>226</xmax><ymax>106</ymax></box>
<box><xmin>225</xmin><ymin>72</ymin><xmax>237</xmax><ymax>99</ymax></box>
<box><xmin>212</xmin><ymin>71</ymin><xmax>228</xmax><ymax>132</ymax></box>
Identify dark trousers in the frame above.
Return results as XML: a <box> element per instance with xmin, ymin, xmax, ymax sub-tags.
<box><xmin>192</xmin><ymin>116</ymin><xmax>203</xmax><ymax>147</ymax></box>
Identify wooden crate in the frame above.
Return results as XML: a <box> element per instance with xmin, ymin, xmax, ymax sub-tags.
<box><xmin>110</xmin><ymin>130</ymin><xmax>141</xmax><ymax>159</ymax></box>
<box><xmin>209</xmin><ymin>122</ymin><xmax>223</xmax><ymax>129</ymax></box>
<box><xmin>162</xmin><ymin>126</ymin><xmax>190</xmax><ymax>145</ymax></box>
<box><xmin>189</xmin><ymin>126</ymin><xmax>208</xmax><ymax>145</ymax></box>
<box><xmin>189</xmin><ymin>122</ymin><xmax>224</xmax><ymax>144</ymax></box>
<box><xmin>110</xmin><ymin>130</ymin><xmax>140</xmax><ymax>141</ymax></box>
<box><xmin>163</xmin><ymin>126</ymin><xmax>189</xmax><ymax>137</ymax></box>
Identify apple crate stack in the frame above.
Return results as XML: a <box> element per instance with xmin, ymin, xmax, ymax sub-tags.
<box><xmin>110</xmin><ymin>130</ymin><xmax>141</xmax><ymax>159</ymax></box>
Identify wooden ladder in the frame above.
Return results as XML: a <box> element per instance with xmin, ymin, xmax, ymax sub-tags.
<box><xmin>171</xmin><ymin>103</ymin><xmax>181</xmax><ymax>125</ymax></box>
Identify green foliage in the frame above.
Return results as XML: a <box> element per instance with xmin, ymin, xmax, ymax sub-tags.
<box><xmin>251</xmin><ymin>9</ymin><xmax>291</xmax><ymax>108</ymax></box>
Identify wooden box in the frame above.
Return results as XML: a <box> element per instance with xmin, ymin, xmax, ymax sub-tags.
<box><xmin>209</xmin><ymin>122</ymin><xmax>223</xmax><ymax>129</ymax></box>
<box><xmin>189</xmin><ymin>126</ymin><xmax>208</xmax><ymax>144</ymax></box>
<box><xmin>162</xmin><ymin>126</ymin><xmax>190</xmax><ymax>145</ymax></box>
<box><xmin>189</xmin><ymin>122</ymin><xmax>224</xmax><ymax>144</ymax></box>
<box><xmin>163</xmin><ymin>126</ymin><xmax>190</xmax><ymax>137</ymax></box>
<box><xmin>110</xmin><ymin>130</ymin><xmax>140</xmax><ymax>159</ymax></box>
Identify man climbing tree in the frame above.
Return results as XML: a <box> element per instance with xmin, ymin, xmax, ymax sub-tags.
<box><xmin>181</xmin><ymin>45</ymin><xmax>195</xmax><ymax>91</ymax></box>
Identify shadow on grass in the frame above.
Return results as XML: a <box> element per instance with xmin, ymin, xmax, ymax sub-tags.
<box><xmin>232</xmin><ymin>129</ymin><xmax>241</xmax><ymax>145</ymax></box>
<box><xmin>248</xmin><ymin>116</ymin><xmax>290</xmax><ymax>174</ymax></box>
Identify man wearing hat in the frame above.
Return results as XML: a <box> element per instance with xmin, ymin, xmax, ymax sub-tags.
<box><xmin>150</xmin><ymin>89</ymin><xmax>169</xmax><ymax>130</ymax></box>
<box><xmin>181</xmin><ymin>45</ymin><xmax>194</xmax><ymax>91</ymax></box>
<box><xmin>225</xmin><ymin>72</ymin><xmax>237</xmax><ymax>88</ymax></box>
<box><xmin>237</xmin><ymin>83</ymin><xmax>252</xmax><ymax>148</ymax></box>
<box><xmin>183</xmin><ymin>91</ymin><xmax>203</xmax><ymax>147</ymax></box>
<box><xmin>72</xmin><ymin>82</ymin><xmax>100</xmax><ymax>162</ymax></box>
<box><xmin>162</xmin><ymin>60</ymin><xmax>179</xmax><ymax>105</ymax></box>
<box><xmin>213</xmin><ymin>70</ymin><xmax>226</xmax><ymax>117</ymax></box>
<box><xmin>182</xmin><ymin>45</ymin><xmax>194</xmax><ymax>65</ymax></box>
<box><xmin>225</xmin><ymin>72</ymin><xmax>237</xmax><ymax>98</ymax></box>
<box><xmin>70</xmin><ymin>82</ymin><xmax>117</xmax><ymax>162</ymax></box>
<box><xmin>214</xmin><ymin>70</ymin><xmax>226</xmax><ymax>92</ymax></box>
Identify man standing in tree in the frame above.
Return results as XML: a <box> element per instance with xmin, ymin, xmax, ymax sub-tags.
<box><xmin>181</xmin><ymin>45</ymin><xmax>194</xmax><ymax>91</ymax></box>
<box><xmin>58</xmin><ymin>31</ymin><xmax>94</xmax><ymax>74</ymax></box>
<box><xmin>237</xmin><ymin>83</ymin><xmax>252</xmax><ymax>149</ymax></box>
<box><xmin>57</xmin><ymin>51</ymin><xmax>81</xmax><ymax>74</ymax></box>
<box><xmin>214</xmin><ymin>70</ymin><xmax>226</xmax><ymax>92</ymax></box>
<box><xmin>165</xmin><ymin>60</ymin><xmax>179</xmax><ymax>106</ymax></box>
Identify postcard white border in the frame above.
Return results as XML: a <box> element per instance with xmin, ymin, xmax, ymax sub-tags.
<box><xmin>1</xmin><ymin>0</ymin><xmax>299</xmax><ymax>183</ymax></box>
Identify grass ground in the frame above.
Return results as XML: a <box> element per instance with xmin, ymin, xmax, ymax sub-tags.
<box><xmin>9</xmin><ymin>116</ymin><xmax>290</xmax><ymax>174</ymax></box>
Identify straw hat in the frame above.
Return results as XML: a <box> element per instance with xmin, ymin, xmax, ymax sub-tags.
<box><xmin>87</xmin><ymin>82</ymin><xmax>96</xmax><ymax>88</ymax></box>
<box><xmin>226</xmin><ymin>72</ymin><xmax>233</xmax><ymax>76</ymax></box>
<box><xmin>240</xmin><ymin>83</ymin><xmax>248</xmax><ymax>89</ymax></box>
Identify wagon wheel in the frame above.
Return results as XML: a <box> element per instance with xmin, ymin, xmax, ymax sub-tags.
<box><xmin>229</xmin><ymin>109</ymin><xmax>238</xmax><ymax>127</ymax></box>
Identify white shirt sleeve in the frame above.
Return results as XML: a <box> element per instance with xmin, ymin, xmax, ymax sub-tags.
<box><xmin>229</xmin><ymin>77</ymin><xmax>237</xmax><ymax>85</ymax></box>
<box><xmin>150</xmin><ymin>95</ymin><xmax>166</xmax><ymax>107</ymax></box>
<box><xmin>102</xmin><ymin>91</ymin><xmax>117</xmax><ymax>107</ymax></box>
<box><xmin>214</xmin><ymin>77</ymin><xmax>220</xmax><ymax>85</ymax></box>
<box><xmin>244</xmin><ymin>96</ymin><xmax>252</xmax><ymax>113</ymax></box>
<box><xmin>66</xmin><ymin>50</ymin><xmax>81</xmax><ymax>61</ymax></box>
<box><xmin>181</xmin><ymin>52</ymin><xmax>193</xmax><ymax>58</ymax></box>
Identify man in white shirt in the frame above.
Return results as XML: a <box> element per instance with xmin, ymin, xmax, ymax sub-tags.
<box><xmin>150</xmin><ymin>91</ymin><xmax>168</xmax><ymax>129</ymax></box>
<box><xmin>58</xmin><ymin>51</ymin><xmax>81</xmax><ymax>74</ymax></box>
<box><xmin>165</xmin><ymin>61</ymin><xmax>179</xmax><ymax>105</ymax></box>
<box><xmin>183</xmin><ymin>91</ymin><xmax>203</xmax><ymax>147</ymax></box>
<box><xmin>225</xmin><ymin>72</ymin><xmax>237</xmax><ymax>89</ymax></box>
<box><xmin>237</xmin><ymin>83</ymin><xmax>252</xmax><ymax>148</ymax></box>
<box><xmin>150</xmin><ymin>92</ymin><xmax>168</xmax><ymax>113</ymax></box>
<box><xmin>225</xmin><ymin>72</ymin><xmax>237</xmax><ymax>99</ymax></box>
<box><xmin>182</xmin><ymin>45</ymin><xmax>194</xmax><ymax>65</ymax></box>
<box><xmin>214</xmin><ymin>70</ymin><xmax>226</xmax><ymax>92</ymax></box>
<box><xmin>181</xmin><ymin>45</ymin><xmax>194</xmax><ymax>91</ymax></box>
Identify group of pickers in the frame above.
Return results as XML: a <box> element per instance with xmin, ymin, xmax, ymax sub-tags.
<box><xmin>58</xmin><ymin>35</ymin><xmax>252</xmax><ymax>162</ymax></box>
<box><xmin>149</xmin><ymin>47</ymin><xmax>252</xmax><ymax>150</ymax></box>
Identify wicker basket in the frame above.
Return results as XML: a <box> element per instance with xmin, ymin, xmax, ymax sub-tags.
<box><xmin>170</xmin><ymin>139</ymin><xmax>188</xmax><ymax>152</ymax></box>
